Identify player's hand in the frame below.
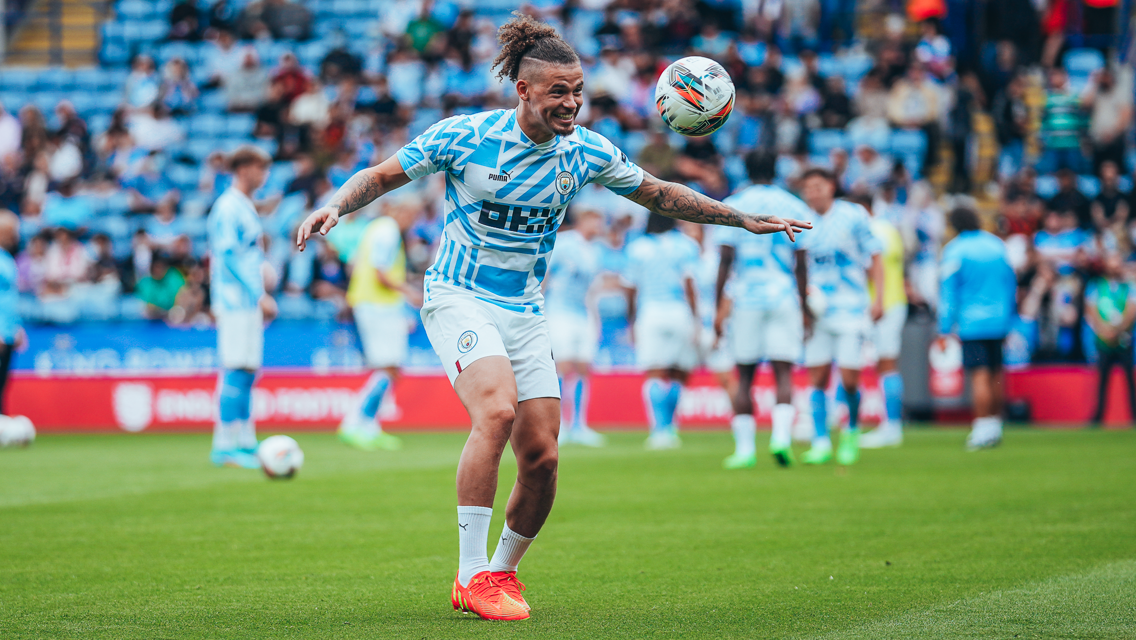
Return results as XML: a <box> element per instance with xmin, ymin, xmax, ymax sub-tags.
<box><xmin>802</xmin><ymin>310</ymin><xmax>814</xmax><ymax>341</ymax></box>
<box><xmin>259</xmin><ymin>294</ymin><xmax>278</xmax><ymax>323</ymax></box>
<box><xmin>296</xmin><ymin>205</ymin><xmax>340</xmax><ymax>251</ymax></box>
<box><xmin>743</xmin><ymin>215</ymin><xmax>812</xmax><ymax>242</ymax></box>
<box><xmin>870</xmin><ymin>300</ymin><xmax>884</xmax><ymax>322</ymax></box>
<box><xmin>713</xmin><ymin>307</ymin><xmax>728</xmax><ymax>339</ymax></box>
<box><xmin>13</xmin><ymin>326</ymin><xmax>27</xmax><ymax>353</ymax></box>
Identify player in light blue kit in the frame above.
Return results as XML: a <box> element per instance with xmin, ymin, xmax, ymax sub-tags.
<box><xmin>716</xmin><ymin>152</ymin><xmax>813</xmax><ymax>468</ymax></box>
<box><xmin>798</xmin><ymin>168</ymin><xmax>884</xmax><ymax>466</ymax></box>
<box><xmin>207</xmin><ymin>147</ymin><xmax>276</xmax><ymax>469</ymax></box>
<box><xmin>294</xmin><ymin>14</ymin><xmax>810</xmax><ymax>620</ymax></box>
<box><xmin>0</xmin><ymin>210</ymin><xmax>26</xmax><ymax>418</ymax></box>
<box><xmin>625</xmin><ymin>213</ymin><xmax>702</xmax><ymax>450</ymax></box>
<box><xmin>682</xmin><ymin>221</ymin><xmax>737</xmax><ymax>398</ymax></box>
<box><xmin>545</xmin><ymin>208</ymin><xmax>606</xmax><ymax>447</ymax></box>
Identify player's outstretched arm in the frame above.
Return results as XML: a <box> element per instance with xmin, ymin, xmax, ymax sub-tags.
<box><xmin>622</xmin><ymin>173</ymin><xmax>812</xmax><ymax>241</ymax></box>
<box><xmin>295</xmin><ymin>156</ymin><xmax>412</xmax><ymax>251</ymax></box>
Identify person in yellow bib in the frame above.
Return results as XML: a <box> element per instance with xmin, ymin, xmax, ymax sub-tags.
<box><xmin>859</xmin><ymin>194</ymin><xmax>908</xmax><ymax>448</ymax></box>
<box><xmin>340</xmin><ymin>195</ymin><xmax>422</xmax><ymax>451</ymax></box>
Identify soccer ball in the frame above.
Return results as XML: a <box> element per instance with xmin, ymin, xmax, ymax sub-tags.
<box><xmin>654</xmin><ymin>56</ymin><xmax>736</xmax><ymax>137</ymax></box>
<box><xmin>0</xmin><ymin>415</ymin><xmax>36</xmax><ymax>448</ymax></box>
<box><xmin>257</xmin><ymin>435</ymin><xmax>304</xmax><ymax>479</ymax></box>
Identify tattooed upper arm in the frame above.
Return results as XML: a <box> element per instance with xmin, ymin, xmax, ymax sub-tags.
<box><xmin>623</xmin><ymin>173</ymin><xmax>771</xmax><ymax>228</ymax></box>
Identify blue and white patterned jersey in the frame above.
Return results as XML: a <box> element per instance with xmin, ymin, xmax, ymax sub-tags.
<box><xmin>719</xmin><ymin>185</ymin><xmax>814</xmax><ymax>311</ymax></box>
<box><xmin>207</xmin><ymin>187</ymin><xmax>264</xmax><ymax>313</ymax></box>
<box><xmin>396</xmin><ymin>109</ymin><xmax>643</xmax><ymax>313</ymax></box>
<box><xmin>544</xmin><ymin>229</ymin><xmax>602</xmax><ymax>318</ymax></box>
<box><xmin>802</xmin><ymin>199</ymin><xmax>882</xmax><ymax>320</ymax></box>
<box><xmin>624</xmin><ymin>229</ymin><xmax>700</xmax><ymax>313</ymax></box>
<box><xmin>0</xmin><ymin>250</ymin><xmax>19</xmax><ymax>343</ymax></box>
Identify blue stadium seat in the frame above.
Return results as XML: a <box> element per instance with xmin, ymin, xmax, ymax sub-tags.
<box><xmin>38</xmin><ymin>68</ymin><xmax>76</xmax><ymax>91</ymax></box>
<box><xmin>157</xmin><ymin>41</ymin><xmax>197</xmax><ymax>65</ymax></box>
<box><xmin>889</xmin><ymin>129</ymin><xmax>927</xmax><ymax>177</ymax></box>
<box><xmin>1064</xmin><ymin>48</ymin><xmax>1104</xmax><ymax>77</ymax></box>
<box><xmin>101</xmin><ymin>21</ymin><xmax>125</xmax><ymax>41</ymax></box>
<box><xmin>33</xmin><ymin>93</ymin><xmax>60</xmax><ymax>114</ymax></box>
<box><xmin>88</xmin><ymin>113</ymin><xmax>113</xmax><ymax>135</ymax></box>
<box><xmin>1035</xmin><ymin>175</ymin><xmax>1059</xmax><ymax>199</ymax></box>
<box><xmin>808</xmin><ymin>129</ymin><xmax>849</xmax><ymax>156</ymax></box>
<box><xmin>96</xmin><ymin>91</ymin><xmax>123</xmax><ymax>113</ymax></box>
<box><xmin>817</xmin><ymin>53</ymin><xmax>840</xmax><ymax>78</ymax></box>
<box><xmin>199</xmin><ymin>90</ymin><xmax>227</xmax><ymax>112</ymax></box>
<box><xmin>0</xmin><ymin>68</ymin><xmax>38</xmax><ymax>92</ymax></box>
<box><xmin>68</xmin><ymin>93</ymin><xmax>100</xmax><ymax>117</ymax></box>
<box><xmin>185</xmin><ymin>138</ymin><xmax>220</xmax><ymax>162</ymax></box>
<box><xmin>190</xmin><ymin>113</ymin><xmax>229</xmax><ymax>137</ymax></box>
<box><xmin>226</xmin><ymin>113</ymin><xmax>256</xmax><ymax>137</ymax></box>
<box><xmin>117</xmin><ymin>0</ymin><xmax>157</xmax><ymax>21</ymax></box>
<box><xmin>1078</xmin><ymin>175</ymin><xmax>1100</xmax><ymax>199</ymax></box>
<box><xmin>100</xmin><ymin>40</ymin><xmax>131</xmax><ymax>67</ymax></box>
<box><xmin>167</xmin><ymin>163</ymin><xmax>199</xmax><ymax>192</ymax></box>
<box><xmin>0</xmin><ymin>92</ymin><xmax>30</xmax><ymax>112</ymax></box>
<box><xmin>74</xmin><ymin>70</ymin><xmax>104</xmax><ymax>93</ymax></box>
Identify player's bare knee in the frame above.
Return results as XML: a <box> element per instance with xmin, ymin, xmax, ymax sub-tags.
<box><xmin>521</xmin><ymin>447</ymin><xmax>559</xmax><ymax>484</ymax></box>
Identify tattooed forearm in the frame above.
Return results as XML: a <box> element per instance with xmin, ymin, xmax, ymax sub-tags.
<box><xmin>328</xmin><ymin>169</ymin><xmax>385</xmax><ymax>216</ymax></box>
<box><xmin>623</xmin><ymin>174</ymin><xmax>774</xmax><ymax>228</ymax></box>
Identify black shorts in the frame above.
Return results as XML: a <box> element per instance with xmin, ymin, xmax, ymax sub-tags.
<box><xmin>961</xmin><ymin>338</ymin><xmax>1004</xmax><ymax>371</ymax></box>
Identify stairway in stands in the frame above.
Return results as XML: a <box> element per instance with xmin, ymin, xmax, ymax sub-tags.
<box><xmin>4</xmin><ymin>0</ymin><xmax>110</xmax><ymax>66</ymax></box>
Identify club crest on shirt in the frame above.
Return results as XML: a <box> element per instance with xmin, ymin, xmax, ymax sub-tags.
<box><xmin>555</xmin><ymin>171</ymin><xmax>576</xmax><ymax>196</ymax></box>
<box><xmin>457</xmin><ymin>330</ymin><xmax>478</xmax><ymax>353</ymax></box>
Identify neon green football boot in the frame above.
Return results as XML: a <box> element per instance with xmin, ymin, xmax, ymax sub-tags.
<box><xmin>723</xmin><ymin>451</ymin><xmax>758</xmax><ymax>469</ymax></box>
<box><xmin>801</xmin><ymin>439</ymin><xmax>833</xmax><ymax>465</ymax></box>
<box><xmin>338</xmin><ymin>427</ymin><xmax>403</xmax><ymax>451</ymax></box>
<box><xmin>836</xmin><ymin>430</ymin><xmax>860</xmax><ymax>465</ymax></box>
<box><xmin>769</xmin><ymin>442</ymin><xmax>795</xmax><ymax>467</ymax></box>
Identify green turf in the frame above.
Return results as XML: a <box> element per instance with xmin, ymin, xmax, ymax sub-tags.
<box><xmin>1</xmin><ymin>428</ymin><xmax>1134</xmax><ymax>639</ymax></box>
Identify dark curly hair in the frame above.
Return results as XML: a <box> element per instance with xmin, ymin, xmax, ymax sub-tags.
<box><xmin>492</xmin><ymin>12</ymin><xmax>580</xmax><ymax>83</ymax></box>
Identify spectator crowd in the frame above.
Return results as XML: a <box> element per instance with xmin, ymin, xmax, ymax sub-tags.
<box><xmin>0</xmin><ymin>0</ymin><xmax>1133</xmax><ymax>365</ymax></box>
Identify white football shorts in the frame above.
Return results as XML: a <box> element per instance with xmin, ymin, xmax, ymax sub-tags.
<box><xmin>354</xmin><ymin>302</ymin><xmax>409</xmax><ymax>368</ymax></box>
<box><xmin>804</xmin><ymin>313</ymin><xmax>869</xmax><ymax>370</ymax></box>
<box><xmin>216</xmin><ymin>307</ymin><xmax>264</xmax><ymax>370</ymax></box>
<box><xmin>547</xmin><ymin>311</ymin><xmax>598</xmax><ymax>364</ymax></box>
<box><xmin>732</xmin><ymin>299</ymin><xmax>804</xmax><ymax>365</ymax></box>
<box><xmin>872</xmin><ymin>304</ymin><xmax>908</xmax><ymax>361</ymax></box>
<box><xmin>635</xmin><ymin>302</ymin><xmax>698</xmax><ymax>371</ymax></box>
<box><xmin>421</xmin><ymin>293</ymin><xmax>560</xmax><ymax>402</ymax></box>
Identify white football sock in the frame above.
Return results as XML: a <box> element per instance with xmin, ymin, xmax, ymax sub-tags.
<box><xmin>488</xmin><ymin>522</ymin><xmax>536</xmax><ymax>574</ymax></box>
<box><xmin>212</xmin><ymin>421</ymin><xmax>236</xmax><ymax>451</ymax></box>
<box><xmin>456</xmin><ymin>506</ymin><xmax>492</xmax><ymax>587</ymax></box>
<box><xmin>771</xmin><ymin>404</ymin><xmax>796</xmax><ymax>448</ymax></box>
<box><xmin>236</xmin><ymin>419</ymin><xmax>258</xmax><ymax>450</ymax></box>
<box><xmin>812</xmin><ymin>435</ymin><xmax>833</xmax><ymax>449</ymax></box>
<box><xmin>885</xmin><ymin>418</ymin><xmax>904</xmax><ymax>433</ymax></box>
<box><xmin>730</xmin><ymin>414</ymin><xmax>756</xmax><ymax>456</ymax></box>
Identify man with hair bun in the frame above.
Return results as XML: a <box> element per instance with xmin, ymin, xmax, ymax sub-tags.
<box><xmin>295</xmin><ymin>13</ymin><xmax>811</xmax><ymax>620</ymax></box>
<box><xmin>207</xmin><ymin>145</ymin><xmax>276</xmax><ymax>469</ymax></box>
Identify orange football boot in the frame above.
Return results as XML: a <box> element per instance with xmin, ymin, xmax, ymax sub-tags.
<box><xmin>491</xmin><ymin>571</ymin><xmax>529</xmax><ymax>612</ymax></box>
<box><xmin>451</xmin><ymin>571</ymin><xmax>529</xmax><ymax>621</ymax></box>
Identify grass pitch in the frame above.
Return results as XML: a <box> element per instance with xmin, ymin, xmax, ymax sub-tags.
<box><xmin>1</xmin><ymin>428</ymin><xmax>1134</xmax><ymax>639</ymax></box>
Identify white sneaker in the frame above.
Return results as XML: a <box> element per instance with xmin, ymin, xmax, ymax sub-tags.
<box><xmin>564</xmin><ymin>424</ymin><xmax>607</xmax><ymax>447</ymax></box>
<box><xmin>859</xmin><ymin>427</ymin><xmax>903</xmax><ymax>449</ymax></box>
<box><xmin>965</xmin><ymin>429</ymin><xmax>1002</xmax><ymax>451</ymax></box>
<box><xmin>644</xmin><ymin>430</ymin><xmax>682</xmax><ymax>450</ymax></box>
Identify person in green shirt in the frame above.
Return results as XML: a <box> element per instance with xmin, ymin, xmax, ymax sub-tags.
<box><xmin>405</xmin><ymin>4</ymin><xmax>444</xmax><ymax>55</ymax></box>
<box><xmin>136</xmin><ymin>254</ymin><xmax>186</xmax><ymax>319</ymax></box>
<box><xmin>1085</xmin><ymin>252</ymin><xmax>1136</xmax><ymax>426</ymax></box>
<box><xmin>1041</xmin><ymin>67</ymin><xmax>1087</xmax><ymax>173</ymax></box>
